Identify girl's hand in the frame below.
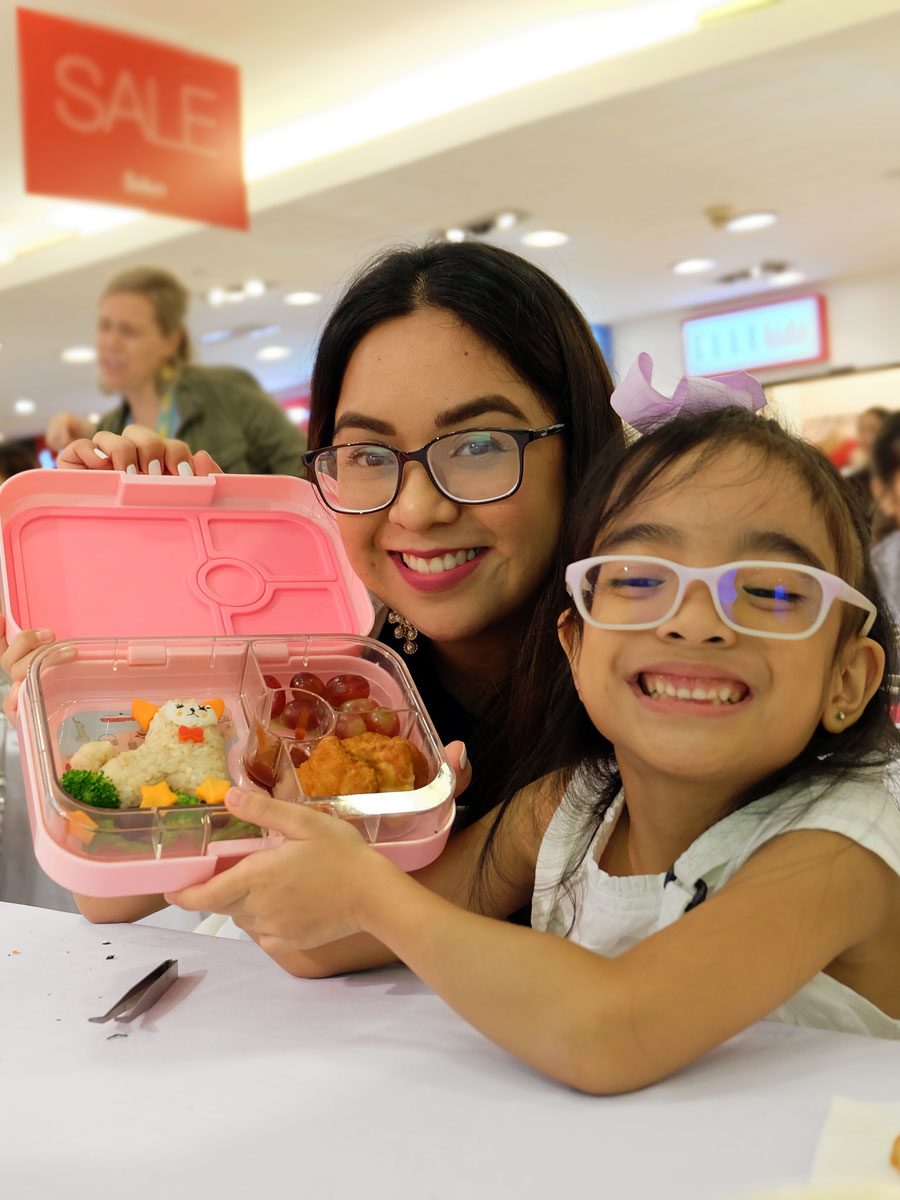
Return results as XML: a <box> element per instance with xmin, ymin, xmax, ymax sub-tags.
<box><xmin>57</xmin><ymin>426</ymin><xmax>223</xmax><ymax>476</ymax></box>
<box><xmin>166</xmin><ymin>788</ymin><xmax>395</xmax><ymax>949</ymax></box>
<box><xmin>0</xmin><ymin>614</ymin><xmax>55</xmax><ymax>720</ymax></box>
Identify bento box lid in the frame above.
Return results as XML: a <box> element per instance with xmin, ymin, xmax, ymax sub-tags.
<box><xmin>0</xmin><ymin>470</ymin><xmax>374</xmax><ymax>641</ymax></box>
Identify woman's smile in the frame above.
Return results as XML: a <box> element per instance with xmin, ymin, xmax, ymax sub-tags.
<box><xmin>390</xmin><ymin>547</ymin><xmax>487</xmax><ymax>591</ymax></box>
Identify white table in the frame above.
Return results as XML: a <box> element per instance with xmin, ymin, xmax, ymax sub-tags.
<box><xmin>2</xmin><ymin>900</ymin><xmax>899</xmax><ymax>1200</ymax></box>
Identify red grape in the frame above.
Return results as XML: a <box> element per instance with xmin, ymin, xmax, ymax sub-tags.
<box><xmin>339</xmin><ymin>698</ymin><xmax>377</xmax><ymax>713</ymax></box>
<box><xmin>325</xmin><ymin>674</ymin><xmax>370</xmax><ymax>707</ymax></box>
<box><xmin>363</xmin><ymin>706</ymin><xmax>400</xmax><ymax>737</ymax></box>
<box><xmin>263</xmin><ymin>674</ymin><xmax>286</xmax><ymax>719</ymax></box>
<box><xmin>334</xmin><ymin>711</ymin><xmax>367</xmax><ymax>738</ymax></box>
<box><xmin>290</xmin><ymin>672</ymin><xmax>326</xmax><ymax>698</ymax></box>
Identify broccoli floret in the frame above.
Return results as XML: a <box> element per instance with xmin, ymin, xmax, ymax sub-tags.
<box><xmin>60</xmin><ymin>768</ymin><xmax>121</xmax><ymax>809</ymax></box>
<box><xmin>172</xmin><ymin>793</ymin><xmax>197</xmax><ymax>806</ymax></box>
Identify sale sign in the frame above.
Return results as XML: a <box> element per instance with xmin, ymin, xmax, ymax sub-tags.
<box><xmin>17</xmin><ymin>8</ymin><xmax>248</xmax><ymax>230</ymax></box>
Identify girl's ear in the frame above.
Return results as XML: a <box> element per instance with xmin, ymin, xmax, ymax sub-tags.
<box><xmin>821</xmin><ymin>636</ymin><xmax>885</xmax><ymax>733</ymax></box>
<box><xmin>557</xmin><ymin>608</ymin><xmax>577</xmax><ymax>665</ymax></box>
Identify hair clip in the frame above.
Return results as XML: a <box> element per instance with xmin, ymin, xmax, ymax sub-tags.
<box><xmin>611</xmin><ymin>352</ymin><xmax>766</xmax><ymax>435</ymax></box>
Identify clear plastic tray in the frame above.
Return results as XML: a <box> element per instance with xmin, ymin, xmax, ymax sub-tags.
<box><xmin>19</xmin><ymin>634</ymin><xmax>455</xmax><ymax>897</ymax></box>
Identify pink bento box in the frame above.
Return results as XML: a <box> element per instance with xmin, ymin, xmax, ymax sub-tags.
<box><xmin>0</xmin><ymin>469</ymin><xmax>455</xmax><ymax>896</ymax></box>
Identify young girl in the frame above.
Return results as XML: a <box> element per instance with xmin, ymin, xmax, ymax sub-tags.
<box><xmin>162</xmin><ymin>386</ymin><xmax>900</xmax><ymax>1091</ymax></box>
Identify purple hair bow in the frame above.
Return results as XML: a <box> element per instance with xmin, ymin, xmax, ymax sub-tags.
<box><xmin>611</xmin><ymin>352</ymin><xmax>766</xmax><ymax>435</ymax></box>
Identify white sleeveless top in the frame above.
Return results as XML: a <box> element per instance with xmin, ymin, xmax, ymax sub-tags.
<box><xmin>531</xmin><ymin>771</ymin><xmax>900</xmax><ymax>1039</ymax></box>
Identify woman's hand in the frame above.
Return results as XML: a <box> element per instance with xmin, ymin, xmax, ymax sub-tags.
<box><xmin>57</xmin><ymin>426</ymin><xmax>223</xmax><ymax>476</ymax></box>
<box><xmin>167</xmin><ymin>788</ymin><xmax>395</xmax><ymax>950</ymax></box>
<box><xmin>0</xmin><ymin>614</ymin><xmax>56</xmax><ymax>720</ymax></box>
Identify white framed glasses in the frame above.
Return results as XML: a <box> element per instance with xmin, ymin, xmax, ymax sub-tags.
<box><xmin>564</xmin><ymin>556</ymin><xmax>877</xmax><ymax>640</ymax></box>
<box><xmin>302</xmin><ymin>425</ymin><xmax>564</xmax><ymax>514</ymax></box>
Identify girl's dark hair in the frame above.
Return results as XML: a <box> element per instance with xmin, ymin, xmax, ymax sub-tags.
<box><xmin>309</xmin><ymin>241</ymin><xmax>624</xmax><ymax>822</ymax></box>
<box><xmin>479</xmin><ymin>406</ymin><xmax>900</xmax><ymax>900</ymax></box>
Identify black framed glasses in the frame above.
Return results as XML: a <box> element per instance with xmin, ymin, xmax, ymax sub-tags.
<box><xmin>302</xmin><ymin>425</ymin><xmax>564</xmax><ymax>514</ymax></box>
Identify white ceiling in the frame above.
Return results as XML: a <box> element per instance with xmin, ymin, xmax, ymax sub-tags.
<box><xmin>2</xmin><ymin>0</ymin><xmax>900</xmax><ymax>440</ymax></box>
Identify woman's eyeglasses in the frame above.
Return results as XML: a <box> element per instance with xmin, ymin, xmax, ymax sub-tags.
<box><xmin>302</xmin><ymin>425</ymin><xmax>564</xmax><ymax>515</ymax></box>
<box><xmin>565</xmin><ymin>555</ymin><xmax>877</xmax><ymax>640</ymax></box>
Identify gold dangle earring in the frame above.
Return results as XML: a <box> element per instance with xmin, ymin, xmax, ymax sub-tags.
<box><xmin>387</xmin><ymin>610</ymin><xmax>419</xmax><ymax>655</ymax></box>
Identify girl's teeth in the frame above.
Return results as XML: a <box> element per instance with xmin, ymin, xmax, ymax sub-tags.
<box><xmin>640</xmin><ymin>674</ymin><xmax>747</xmax><ymax>704</ymax></box>
<box><xmin>402</xmin><ymin>549</ymin><xmax>478</xmax><ymax>574</ymax></box>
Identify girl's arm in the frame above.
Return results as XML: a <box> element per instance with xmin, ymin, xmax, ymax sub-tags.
<box><xmin>169</xmin><ymin>778</ymin><xmax>551</xmax><ymax>976</ymax></box>
<box><xmin>177</xmin><ymin>790</ymin><xmax>900</xmax><ymax>1093</ymax></box>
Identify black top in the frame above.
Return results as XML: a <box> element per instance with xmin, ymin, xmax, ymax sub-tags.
<box><xmin>377</xmin><ymin>621</ymin><xmax>497</xmax><ymax>828</ymax></box>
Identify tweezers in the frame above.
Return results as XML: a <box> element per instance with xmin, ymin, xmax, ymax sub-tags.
<box><xmin>88</xmin><ymin>958</ymin><xmax>178</xmax><ymax>1023</ymax></box>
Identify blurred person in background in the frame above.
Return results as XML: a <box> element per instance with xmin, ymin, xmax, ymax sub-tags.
<box><xmin>0</xmin><ymin>442</ymin><xmax>39</xmax><ymax>483</ymax></box>
<box><xmin>867</xmin><ymin>409</ymin><xmax>900</xmax><ymax>626</ymax></box>
<box><xmin>45</xmin><ymin>266</ymin><xmax>306</xmax><ymax>475</ymax></box>
<box><xmin>845</xmin><ymin>405</ymin><xmax>889</xmax><ymax>519</ymax></box>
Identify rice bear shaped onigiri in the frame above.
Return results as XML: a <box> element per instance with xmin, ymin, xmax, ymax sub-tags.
<box><xmin>68</xmin><ymin>698</ymin><xmax>229</xmax><ymax>810</ymax></box>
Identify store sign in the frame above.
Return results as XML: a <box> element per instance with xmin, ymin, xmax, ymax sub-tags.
<box><xmin>682</xmin><ymin>296</ymin><xmax>828</xmax><ymax>376</ymax></box>
<box><xmin>17</xmin><ymin>8</ymin><xmax>248</xmax><ymax>230</ymax></box>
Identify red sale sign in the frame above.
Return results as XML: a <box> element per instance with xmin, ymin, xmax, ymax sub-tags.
<box><xmin>17</xmin><ymin>8</ymin><xmax>248</xmax><ymax>230</ymax></box>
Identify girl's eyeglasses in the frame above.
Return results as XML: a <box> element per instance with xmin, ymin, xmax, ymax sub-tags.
<box><xmin>565</xmin><ymin>555</ymin><xmax>877</xmax><ymax>640</ymax></box>
<box><xmin>302</xmin><ymin>425</ymin><xmax>564</xmax><ymax>514</ymax></box>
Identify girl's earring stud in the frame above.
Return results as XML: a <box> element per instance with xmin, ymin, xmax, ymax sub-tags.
<box><xmin>835</xmin><ymin>711</ymin><xmax>846</xmax><ymax>721</ymax></box>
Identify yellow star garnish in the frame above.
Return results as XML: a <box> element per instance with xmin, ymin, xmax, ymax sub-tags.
<box><xmin>139</xmin><ymin>781</ymin><xmax>179</xmax><ymax>808</ymax></box>
<box><xmin>195</xmin><ymin>777</ymin><xmax>231</xmax><ymax>805</ymax></box>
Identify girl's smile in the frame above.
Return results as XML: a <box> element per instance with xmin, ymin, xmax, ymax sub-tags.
<box><xmin>562</xmin><ymin>446</ymin><xmax>871</xmax><ymax>805</ymax></box>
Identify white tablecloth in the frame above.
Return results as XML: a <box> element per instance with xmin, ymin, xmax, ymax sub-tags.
<box><xmin>2</xmin><ymin>901</ymin><xmax>900</xmax><ymax>1199</ymax></box>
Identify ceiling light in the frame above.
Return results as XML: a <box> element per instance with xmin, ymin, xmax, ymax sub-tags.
<box><xmin>494</xmin><ymin>210</ymin><xmax>521</xmax><ymax>232</ymax></box>
<box><xmin>672</xmin><ymin>258</ymin><xmax>716</xmax><ymax>275</ymax></box>
<box><xmin>60</xmin><ymin>346</ymin><xmax>95</xmax><ymax>364</ymax></box>
<box><xmin>87</xmin><ymin>412</ymin><xmax>100</xmax><ymax>424</ymax></box>
<box><xmin>444</xmin><ymin>228</ymin><xmax>467</xmax><ymax>243</ymax></box>
<box><xmin>725</xmin><ymin>211</ymin><xmax>778</xmax><ymax>233</ymax></box>
<box><xmin>769</xmin><ymin>268</ymin><xmax>806</xmax><ymax>288</ymax></box>
<box><xmin>256</xmin><ymin>346</ymin><xmax>291</xmax><ymax>362</ymax></box>
<box><xmin>520</xmin><ymin>230</ymin><xmax>570</xmax><ymax>248</ymax></box>
<box><xmin>249</xmin><ymin>324</ymin><xmax>281</xmax><ymax>339</ymax></box>
<box><xmin>287</xmin><ymin>407</ymin><xmax>310</xmax><ymax>426</ymax></box>
<box><xmin>244</xmin><ymin>279</ymin><xmax>266</xmax><ymax>297</ymax></box>
<box><xmin>50</xmin><ymin>201</ymin><xmax>140</xmax><ymax>235</ymax></box>
<box><xmin>207</xmin><ymin>287</ymin><xmax>227</xmax><ymax>307</ymax></box>
<box><xmin>283</xmin><ymin>291</ymin><xmax>322</xmax><ymax>306</ymax></box>
<box><xmin>200</xmin><ymin>330</ymin><xmax>232</xmax><ymax>344</ymax></box>
<box><xmin>14</xmin><ymin>398</ymin><xmax>36</xmax><ymax>415</ymax></box>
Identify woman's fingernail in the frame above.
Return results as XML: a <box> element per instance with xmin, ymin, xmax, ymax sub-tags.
<box><xmin>36</xmin><ymin>628</ymin><xmax>54</xmax><ymax>642</ymax></box>
<box><xmin>148</xmin><ymin>459</ymin><xmax>162</xmax><ymax>476</ymax></box>
<box><xmin>177</xmin><ymin>461</ymin><xmax>194</xmax><ymax>477</ymax></box>
<box><xmin>126</xmin><ymin>463</ymin><xmax>138</xmax><ymax>475</ymax></box>
<box><xmin>93</xmin><ymin>448</ymin><xmax>109</xmax><ymax>461</ymax></box>
<box><xmin>459</xmin><ymin>743</ymin><xmax>468</xmax><ymax>771</ymax></box>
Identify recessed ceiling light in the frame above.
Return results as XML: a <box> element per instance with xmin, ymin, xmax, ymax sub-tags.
<box><xmin>724</xmin><ymin>211</ymin><xmax>778</xmax><ymax>233</ymax></box>
<box><xmin>672</xmin><ymin>258</ymin><xmax>716</xmax><ymax>275</ymax></box>
<box><xmin>256</xmin><ymin>345</ymin><xmax>291</xmax><ymax>362</ymax></box>
<box><xmin>283</xmin><ymin>291</ymin><xmax>322</xmax><ymax>306</ymax></box>
<box><xmin>444</xmin><ymin>228</ymin><xmax>467</xmax><ymax>243</ymax></box>
<box><xmin>14</xmin><ymin>397</ymin><xmax>36</xmax><ymax>415</ymax></box>
<box><xmin>769</xmin><ymin>268</ymin><xmax>806</xmax><ymax>288</ymax></box>
<box><xmin>207</xmin><ymin>287</ymin><xmax>227</xmax><ymax>307</ymax></box>
<box><xmin>60</xmin><ymin>345</ymin><xmax>96</xmax><ymax>363</ymax></box>
<box><xmin>520</xmin><ymin>230</ymin><xmax>570</xmax><ymax>248</ymax></box>
<box><xmin>494</xmin><ymin>210</ymin><xmax>521</xmax><ymax>232</ymax></box>
<box><xmin>200</xmin><ymin>330</ymin><xmax>231</xmax><ymax>344</ymax></box>
<box><xmin>87</xmin><ymin>412</ymin><xmax>100</xmax><ymax>424</ymax></box>
<box><xmin>244</xmin><ymin>278</ymin><xmax>266</xmax><ymax>297</ymax></box>
<box><xmin>249</xmin><ymin>324</ymin><xmax>281</xmax><ymax>339</ymax></box>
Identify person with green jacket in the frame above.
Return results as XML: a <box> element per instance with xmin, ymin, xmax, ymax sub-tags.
<box><xmin>45</xmin><ymin>265</ymin><xmax>306</xmax><ymax>476</ymax></box>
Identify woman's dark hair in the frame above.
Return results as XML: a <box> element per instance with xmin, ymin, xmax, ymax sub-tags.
<box><xmin>309</xmin><ymin>241</ymin><xmax>623</xmax><ymax>824</ymax></box>
<box><xmin>479</xmin><ymin>406</ymin><xmax>900</xmax><ymax>902</ymax></box>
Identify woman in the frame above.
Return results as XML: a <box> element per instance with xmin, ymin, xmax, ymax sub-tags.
<box><xmin>2</xmin><ymin>241</ymin><xmax>622</xmax><ymax>920</ymax></box>
<box><xmin>45</xmin><ymin>266</ymin><xmax>306</xmax><ymax>476</ymax></box>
